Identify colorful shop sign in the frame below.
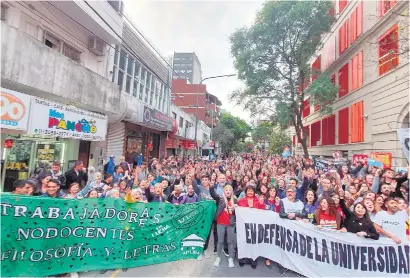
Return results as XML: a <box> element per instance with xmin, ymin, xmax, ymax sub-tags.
<box><xmin>28</xmin><ymin>97</ymin><xmax>107</xmax><ymax>141</ymax></box>
<box><xmin>0</xmin><ymin>88</ymin><xmax>32</xmax><ymax>131</ymax></box>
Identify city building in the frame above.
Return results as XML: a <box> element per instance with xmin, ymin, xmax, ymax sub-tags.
<box><xmin>294</xmin><ymin>0</ymin><xmax>409</xmax><ymax>167</ymax></box>
<box><xmin>107</xmin><ymin>20</ymin><xmax>173</xmax><ymax>165</ymax></box>
<box><xmin>1</xmin><ymin>0</ymin><xmax>124</xmax><ymax>191</ymax></box>
<box><xmin>168</xmin><ymin>104</ymin><xmax>211</xmax><ymax>157</ymax></box>
<box><xmin>171</xmin><ymin>78</ymin><xmax>222</xmax><ymax>128</ymax></box>
<box><xmin>172</xmin><ymin>52</ymin><xmax>202</xmax><ymax>84</ymax></box>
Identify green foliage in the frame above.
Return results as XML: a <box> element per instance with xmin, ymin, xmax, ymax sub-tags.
<box><xmin>269</xmin><ymin>131</ymin><xmax>292</xmax><ymax>155</ymax></box>
<box><xmin>233</xmin><ymin>141</ymin><xmax>250</xmax><ymax>153</ymax></box>
<box><xmin>229</xmin><ymin>0</ymin><xmax>336</xmax><ymax>157</ymax></box>
<box><xmin>213</xmin><ymin>111</ymin><xmax>251</xmax><ymax>152</ymax></box>
<box><xmin>305</xmin><ymin>74</ymin><xmax>339</xmax><ymax>115</ymax></box>
<box><xmin>252</xmin><ymin>122</ymin><xmax>273</xmax><ymax>142</ymax></box>
<box><xmin>219</xmin><ymin>112</ymin><xmax>251</xmax><ymax>141</ymax></box>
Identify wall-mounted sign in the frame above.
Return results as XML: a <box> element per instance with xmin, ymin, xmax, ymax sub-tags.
<box><xmin>143</xmin><ymin>106</ymin><xmax>172</xmax><ymax>131</ymax></box>
<box><xmin>1</xmin><ymin>88</ymin><xmax>31</xmax><ymax>131</ymax></box>
<box><xmin>28</xmin><ymin>97</ymin><xmax>107</xmax><ymax>141</ymax></box>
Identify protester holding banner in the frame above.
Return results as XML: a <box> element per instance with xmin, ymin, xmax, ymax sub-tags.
<box><xmin>313</xmin><ymin>198</ymin><xmax>342</xmax><ymax>230</ymax></box>
<box><xmin>237</xmin><ymin>185</ymin><xmax>265</xmax><ymax>268</ymax></box>
<box><xmin>373</xmin><ymin>197</ymin><xmax>408</xmax><ymax>244</ymax></box>
<box><xmin>339</xmin><ymin>197</ymin><xmax>379</xmax><ymax>240</ymax></box>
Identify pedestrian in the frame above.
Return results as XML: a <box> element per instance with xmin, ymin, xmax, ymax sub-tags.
<box><xmin>65</xmin><ymin>160</ymin><xmax>88</xmax><ymax>189</ymax></box>
<box><xmin>210</xmin><ymin>184</ymin><xmax>237</xmax><ymax>268</ymax></box>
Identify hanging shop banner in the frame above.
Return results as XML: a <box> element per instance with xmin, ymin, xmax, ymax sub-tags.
<box><xmin>236</xmin><ymin>207</ymin><xmax>409</xmax><ymax>277</ymax></box>
<box><xmin>0</xmin><ymin>195</ymin><xmax>216</xmax><ymax>277</ymax></box>
<box><xmin>352</xmin><ymin>154</ymin><xmax>368</xmax><ymax>166</ymax></box>
<box><xmin>143</xmin><ymin>106</ymin><xmax>173</xmax><ymax>131</ymax></box>
<box><xmin>0</xmin><ymin>88</ymin><xmax>32</xmax><ymax>131</ymax></box>
<box><xmin>28</xmin><ymin>97</ymin><xmax>107</xmax><ymax>141</ymax></box>
<box><xmin>183</xmin><ymin>140</ymin><xmax>196</xmax><ymax>150</ymax></box>
<box><xmin>397</xmin><ymin>128</ymin><xmax>409</xmax><ymax>163</ymax></box>
<box><xmin>370</xmin><ymin>152</ymin><xmax>392</xmax><ymax>169</ymax></box>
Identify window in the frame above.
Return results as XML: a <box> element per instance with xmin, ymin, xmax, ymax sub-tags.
<box><xmin>350</xmin><ymin>101</ymin><xmax>364</xmax><ymax>143</ymax></box>
<box><xmin>44</xmin><ymin>33</ymin><xmax>61</xmax><ymax>50</ymax></box>
<box><xmin>378</xmin><ymin>24</ymin><xmax>399</xmax><ymax>76</ymax></box>
<box><xmin>349</xmin><ymin>2</ymin><xmax>363</xmax><ymax>45</ymax></box>
<box><xmin>338</xmin><ymin>107</ymin><xmax>349</xmax><ymax>144</ymax></box>
<box><xmin>62</xmin><ymin>43</ymin><xmax>81</xmax><ymax>62</ymax></box>
<box><xmin>338</xmin><ymin>63</ymin><xmax>349</xmax><ymax>98</ymax></box>
<box><xmin>350</xmin><ymin>51</ymin><xmax>363</xmax><ymax>91</ymax></box>
<box><xmin>149</xmin><ymin>75</ymin><xmax>155</xmax><ymax>105</ymax></box>
<box><xmin>116</xmin><ymin>50</ymin><xmax>127</xmax><ymax>91</ymax></box>
<box><xmin>339</xmin><ymin>20</ymin><xmax>349</xmax><ymax>55</ymax></box>
<box><xmin>174</xmin><ymin>57</ymin><xmax>180</xmax><ymax>61</ymax></box>
<box><xmin>139</xmin><ymin>68</ymin><xmax>146</xmax><ymax>101</ymax></box>
<box><xmin>339</xmin><ymin>0</ymin><xmax>348</xmax><ymax>13</ymax></box>
<box><xmin>302</xmin><ymin>98</ymin><xmax>310</xmax><ymax>118</ymax></box>
<box><xmin>322</xmin><ymin>115</ymin><xmax>336</xmax><ymax>145</ymax></box>
<box><xmin>1</xmin><ymin>3</ymin><xmax>8</xmax><ymax>21</ymax></box>
<box><xmin>172</xmin><ymin>112</ymin><xmax>177</xmax><ymax>120</ymax></box>
<box><xmin>322</xmin><ymin>36</ymin><xmax>336</xmax><ymax>71</ymax></box>
<box><xmin>378</xmin><ymin>0</ymin><xmax>397</xmax><ymax>18</ymax></box>
<box><xmin>311</xmin><ymin>56</ymin><xmax>321</xmax><ymax>82</ymax></box>
<box><xmin>310</xmin><ymin>121</ymin><xmax>321</xmax><ymax>146</ymax></box>
<box><xmin>174</xmin><ymin>63</ymin><xmax>180</xmax><ymax>66</ymax></box>
<box><xmin>179</xmin><ymin>117</ymin><xmax>184</xmax><ymax>128</ymax></box>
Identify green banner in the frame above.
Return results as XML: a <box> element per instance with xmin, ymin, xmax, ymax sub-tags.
<box><xmin>0</xmin><ymin>195</ymin><xmax>216</xmax><ymax>277</ymax></box>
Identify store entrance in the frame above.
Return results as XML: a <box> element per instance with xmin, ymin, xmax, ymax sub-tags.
<box><xmin>1</xmin><ymin>138</ymin><xmax>66</xmax><ymax>192</ymax></box>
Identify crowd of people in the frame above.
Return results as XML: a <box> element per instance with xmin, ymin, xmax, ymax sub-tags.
<box><xmin>8</xmin><ymin>152</ymin><xmax>410</xmax><ymax>276</ymax></box>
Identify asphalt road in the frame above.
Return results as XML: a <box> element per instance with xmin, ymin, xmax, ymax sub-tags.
<box><xmin>79</xmin><ymin>236</ymin><xmax>301</xmax><ymax>277</ymax></box>
<box><xmin>79</xmin><ymin>257</ymin><xmax>300</xmax><ymax>277</ymax></box>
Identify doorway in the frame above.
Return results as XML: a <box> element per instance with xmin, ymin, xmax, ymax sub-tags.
<box><xmin>78</xmin><ymin>141</ymin><xmax>91</xmax><ymax>168</ymax></box>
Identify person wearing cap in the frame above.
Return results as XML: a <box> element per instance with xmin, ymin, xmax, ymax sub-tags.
<box><xmin>278</xmin><ymin>185</ymin><xmax>307</xmax><ymax>275</ymax></box>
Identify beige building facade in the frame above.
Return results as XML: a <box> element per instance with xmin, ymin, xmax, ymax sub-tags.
<box><xmin>294</xmin><ymin>0</ymin><xmax>409</xmax><ymax>167</ymax></box>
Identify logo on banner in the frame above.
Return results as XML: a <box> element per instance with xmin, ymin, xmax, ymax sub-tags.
<box><xmin>1</xmin><ymin>92</ymin><xmax>26</xmax><ymax>126</ymax></box>
<box><xmin>46</xmin><ymin>109</ymin><xmax>98</xmax><ymax>134</ymax></box>
<box><xmin>181</xmin><ymin>234</ymin><xmax>205</xmax><ymax>256</ymax></box>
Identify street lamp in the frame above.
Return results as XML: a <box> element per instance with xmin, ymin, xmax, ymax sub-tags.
<box><xmin>194</xmin><ymin>74</ymin><xmax>236</xmax><ymax>157</ymax></box>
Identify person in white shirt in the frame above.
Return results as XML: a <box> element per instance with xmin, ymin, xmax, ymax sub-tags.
<box><xmin>373</xmin><ymin>197</ymin><xmax>408</xmax><ymax>244</ymax></box>
<box><xmin>278</xmin><ymin>185</ymin><xmax>307</xmax><ymax>274</ymax></box>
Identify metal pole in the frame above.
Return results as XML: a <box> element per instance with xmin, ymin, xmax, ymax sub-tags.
<box><xmin>193</xmin><ymin>74</ymin><xmax>236</xmax><ymax>158</ymax></box>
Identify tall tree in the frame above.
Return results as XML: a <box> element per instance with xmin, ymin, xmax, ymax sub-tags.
<box><xmin>252</xmin><ymin>122</ymin><xmax>273</xmax><ymax>143</ymax></box>
<box><xmin>269</xmin><ymin>130</ymin><xmax>292</xmax><ymax>155</ymax></box>
<box><xmin>230</xmin><ymin>0</ymin><xmax>338</xmax><ymax>157</ymax></box>
<box><xmin>212</xmin><ymin>111</ymin><xmax>251</xmax><ymax>153</ymax></box>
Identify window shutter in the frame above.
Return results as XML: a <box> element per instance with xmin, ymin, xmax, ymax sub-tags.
<box><xmin>339</xmin><ymin>0</ymin><xmax>348</xmax><ymax>13</ymax></box>
<box><xmin>322</xmin><ymin>117</ymin><xmax>328</xmax><ymax>145</ymax></box>
<box><xmin>338</xmin><ymin>63</ymin><xmax>349</xmax><ymax>98</ymax></box>
<box><xmin>350</xmin><ymin>101</ymin><xmax>364</xmax><ymax>143</ymax></box>
<box><xmin>378</xmin><ymin>24</ymin><xmax>399</xmax><ymax>75</ymax></box>
<box><xmin>338</xmin><ymin>107</ymin><xmax>349</xmax><ymax>144</ymax></box>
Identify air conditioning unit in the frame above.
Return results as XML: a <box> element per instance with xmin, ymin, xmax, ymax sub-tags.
<box><xmin>88</xmin><ymin>37</ymin><xmax>105</xmax><ymax>56</ymax></box>
<box><xmin>316</xmin><ymin>140</ymin><xmax>322</xmax><ymax>146</ymax></box>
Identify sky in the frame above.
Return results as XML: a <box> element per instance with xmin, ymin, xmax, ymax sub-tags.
<box><xmin>124</xmin><ymin>0</ymin><xmax>264</xmax><ymax>122</ymax></box>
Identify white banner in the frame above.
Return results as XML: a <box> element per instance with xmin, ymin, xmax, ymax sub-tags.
<box><xmin>236</xmin><ymin>207</ymin><xmax>409</xmax><ymax>277</ymax></box>
<box><xmin>398</xmin><ymin>128</ymin><xmax>409</xmax><ymax>163</ymax></box>
<box><xmin>28</xmin><ymin>97</ymin><xmax>107</xmax><ymax>141</ymax></box>
<box><xmin>1</xmin><ymin>88</ymin><xmax>31</xmax><ymax>131</ymax></box>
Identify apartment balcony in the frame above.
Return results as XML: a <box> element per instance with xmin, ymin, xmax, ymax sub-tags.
<box><xmin>205</xmin><ymin>102</ymin><xmax>220</xmax><ymax>115</ymax></box>
<box><xmin>1</xmin><ymin>22</ymin><xmax>122</xmax><ymax>117</ymax></box>
<box><xmin>51</xmin><ymin>0</ymin><xmax>123</xmax><ymax>43</ymax></box>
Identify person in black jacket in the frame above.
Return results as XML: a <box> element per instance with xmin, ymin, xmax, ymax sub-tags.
<box><xmin>64</xmin><ymin>160</ymin><xmax>88</xmax><ymax>190</ymax></box>
<box><xmin>339</xmin><ymin>198</ymin><xmax>379</xmax><ymax>240</ymax></box>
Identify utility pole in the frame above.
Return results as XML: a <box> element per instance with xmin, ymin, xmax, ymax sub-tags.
<box><xmin>193</xmin><ymin>74</ymin><xmax>235</xmax><ymax>157</ymax></box>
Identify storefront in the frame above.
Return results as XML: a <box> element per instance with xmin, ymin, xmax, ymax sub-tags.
<box><xmin>1</xmin><ymin>88</ymin><xmax>107</xmax><ymax>192</ymax></box>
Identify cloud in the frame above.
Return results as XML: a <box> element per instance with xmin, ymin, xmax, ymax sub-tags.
<box><xmin>123</xmin><ymin>0</ymin><xmax>263</xmax><ymax>122</ymax></box>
